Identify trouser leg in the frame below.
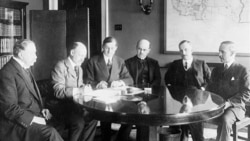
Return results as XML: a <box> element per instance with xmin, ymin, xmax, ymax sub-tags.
<box><xmin>68</xmin><ymin>113</ymin><xmax>85</xmax><ymax>141</ymax></box>
<box><xmin>101</xmin><ymin>121</ymin><xmax>112</xmax><ymax>141</ymax></box>
<box><xmin>26</xmin><ymin>123</ymin><xmax>64</xmax><ymax>141</ymax></box>
<box><xmin>115</xmin><ymin>124</ymin><xmax>133</xmax><ymax>141</ymax></box>
<box><xmin>81</xmin><ymin>119</ymin><xmax>98</xmax><ymax>141</ymax></box>
<box><xmin>180</xmin><ymin>125</ymin><xmax>189</xmax><ymax>141</ymax></box>
<box><xmin>216</xmin><ymin>108</ymin><xmax>237</xmax><ymax>141</ymax></box>
<box><xmin>189</xmin><ymin>122</ymin><xmax>204</xmax><ymax>141</ymax></box>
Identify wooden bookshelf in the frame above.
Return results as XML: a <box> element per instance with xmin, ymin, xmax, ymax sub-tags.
<box><xmin>0</xmin><ymin>1</ymin><xmax>28</xmax><ymax>69</ymax></box>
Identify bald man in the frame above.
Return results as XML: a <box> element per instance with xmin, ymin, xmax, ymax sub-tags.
<box><xmin>51</xmin><ymin>42</ymin><xmax>97</xmax><ymax>141</ymax></box>
<box><xmin>125</xmin><ymin>39</ymin><xmax>161</xmax><ymax>88</ymax></box>
<box><xmin>116</xmin><ymin>39</ymin><xmax>161</xmax><ymax>141</ymax></box>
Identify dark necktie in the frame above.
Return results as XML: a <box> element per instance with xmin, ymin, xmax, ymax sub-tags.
<box><xmin>184</xmin><ymin>61</ymin><xmax>188</xmax><ymax>70</ymax></box>
<box><xmin>75</xmin><ymin>66</ymin><xmax>79</xmax><ymax>87</ymax></box>
<box><xmin>107</xmin><ymin>59</ymin><xmax>112</xmax><ymax>73</ymax></box>
<box><xmin>224</xmin><ymin>64</ymin><xmax>229</xmax><ymax>71</ymax></box>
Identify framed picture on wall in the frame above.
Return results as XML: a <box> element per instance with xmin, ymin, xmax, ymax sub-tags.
<box><xmin>164</xmin><ymin>0</ymin><xmax>250</xmax><ymax>56</ymax></box>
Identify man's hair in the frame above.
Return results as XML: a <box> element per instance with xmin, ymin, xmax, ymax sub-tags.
<box><xmin>178</xmin><ymin>40</ymin><xmax>191</xmax><ymax>48</ymax></box>
<box><xmin>68</xmin><ymin>42</ymin><xmax>86</xmax><ymax>56</ymax></box>
<box><xmin>220</xmin><ymin>41</ymin><xmax>236</xmax><ymax>54</ymax></box>
<box><xmin>103</xmin><ymin>37</ymin><xmax>117</xmax><ymax>46</ymax></box>
<box><xmin>13</xmin><ymin>39</ymin><xmax>34</xmax><ymax>57</ymax></box>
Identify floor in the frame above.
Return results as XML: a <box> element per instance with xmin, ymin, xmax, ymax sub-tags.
<box><xmin>94</xmin><ymin>123</ymin><xmax>248</xmax><ymax>141</ymax></box>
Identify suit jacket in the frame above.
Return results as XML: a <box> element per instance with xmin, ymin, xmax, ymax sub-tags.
<box><xmin>51</xmin><ymin>58</ymin><xmax>84</xmax><ymax>99</ymax></box>
<box><xmin>125</xmin><ymin>56</ymin><xmax>161</xmax><ymax>86</ymax></box>
<box><xmin>0</xmin><ymin>58</ymin><xmax>43</xmax><ymax>139</ymax></box>
<box><xmin>84</xmin><ymin>54</ymin><xmax>133</xmax><ymax>87</ymax></box>
<box><xmin>208</xmin><ymin>62</ymin><xmax>250</xmax><ymax>119</ymax></box>
<box><xmin>165</xmin><ymin>59</ymin><xmax>211</xmax><ymax>89</ymax></box>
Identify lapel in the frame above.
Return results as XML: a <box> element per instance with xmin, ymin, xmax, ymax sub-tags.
<box><xmin>10</xmin><ymin>59</ymin><xmax>43</xmax><ymax>106</ymax></box>
<box><xmin>97</xmin><ymin>55</ymin><xmax>110</xmax><ymax>79</ymax></box>
<box><xmin>190</xmin><ymin>59</ymin><xmax>200</xmax><ymax>83</ymax></box>
<box><xmin>222</xmin><ymin>62</ymin><xmax>235</xmax><ymax>78</ymax></box>
<box><xmin>146</xmin><ymin>57</ymin><xmax>153</xmax><ymax>81</ymax></box>
<box><xmin>65</xmin><ymin>58</ymin><xmax>77</xmax><ymax>79</ymax></box>
<box><xmin>109</xmin><ymin>56</ymin><xmax>119</xmax><ymax>81</ymax></box>
<box><xmin>132</xmin><ymin>56</ymin><xmax>139</xmax><ymax>84</ymax></box>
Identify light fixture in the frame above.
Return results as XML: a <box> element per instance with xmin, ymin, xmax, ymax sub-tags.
<box><xmin>138</xmin><ymin>0</ymin><xmax>153</xmax><ymax>15</ymax></box>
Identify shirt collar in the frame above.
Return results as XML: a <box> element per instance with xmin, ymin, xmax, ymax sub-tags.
<box><xmin>136</xmin><ymin>56</ymin><xmax>147</xmax><ymax>62</ymax></box>
<box><xmin>225</xmin><ymin>59</ymin><xmax>234</xmax><ymax>68</ymax></box>
<box><xmin>183</xmin><ymin>57</ymin><xmax>193</xmax><ymax>65</ymax></box>
<box><xmin>103</xmin><ymin>54</ymin><xmax>112</xmax><ymax>64</ymax></box>
<box><xmin>13</xmin><ymin>56</ymin><xmax>29</xmax><ymax>69</ymax></box>
<box><xmin>68</xmin><ymin>57</ymin><xmax>77</xmax><ymax>68</ymax></box>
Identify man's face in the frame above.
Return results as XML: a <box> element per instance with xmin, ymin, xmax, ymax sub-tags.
<box><xmin>179</xmin><ymin>42</ymin><xmax>193</xmax><ymax>60</ymax></box>
<box><xmin>103</xmin><ymin>42</ymin><xmax>117</xmax><ymax>58</ymax></box>
<box><xmin>71</xmin><ymin>45</ymin><xmax>87</xmax><ymax>66</ymax></box>
<box><xmin>219</xmin><ymin>44</ymin><xmax>234</xmax><ymax>63</ymax></box>
<box><xmin>20</xmin><ymin>43</ymin><xmax>37</xmax><ymax>68</ymax></box>
<box><xmin>137</xmin><ymin>41</ymin><xmax>151</xmax><ymax>59</ymax></box>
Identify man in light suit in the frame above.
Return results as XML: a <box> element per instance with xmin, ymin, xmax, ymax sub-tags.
<box><xmin>0</xmin><ymin>39</ymin><xmax>63</xmax><ymax>141</ymax></box>
<box><xmin>85</xmin><ymin>36</ymin><xmax>133</xmax><ymax>141</ymax></box>
<box><xmin>165</xmin><ymin>40</ymin><xmax>211</xmax><ymax>141</ymax></box>
<box><xmin>51</xmin><ymin>42</ymin><xmax>97</xmax><ymax>141</ymax></box>
<box><xmin>115</xmin><ymin>39</ymin><xmax>161</xmax><ymax>141</ymax></box>
<box><xmin>207</xmin><ymin>41</ymin><xmax>250</xmax><ymax>141</ymax></box>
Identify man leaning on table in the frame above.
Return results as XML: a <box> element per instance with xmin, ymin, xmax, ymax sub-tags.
<box><xmin>165</xmin><ymin>40</ymin><xmax>211</xmax><ymax>141</ymax></box>
<box><xmin>51</xmin><ymin>42</ymin><xmax>97</xmax><ymax>141</ymax></box>
<box><xmin>84</xmin><ymin>36</ymin><xmax>133</xmax><ymax>141</ymax></box>
<box><xmin>207</xmin><ymin>41</ymin><xmax>250</xmax><ymax>141</ymax></box>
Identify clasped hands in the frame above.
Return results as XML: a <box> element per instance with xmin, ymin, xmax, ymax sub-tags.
<box><xmin>96</xmin><ymin>80</ymin><xmax>125</xmax><ymax>89</ymax></box>
<box><xmin>137</xmin><ymin>101</ymin><xmax>150</xmax><ymax>114</ymax></box>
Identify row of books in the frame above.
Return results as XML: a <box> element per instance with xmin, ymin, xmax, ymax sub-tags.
<box><xmin>0</xmin><ymin>23</ymin><xmax>22</xmax><ymax>36</ymax></box>
<box><xmin>0</xmin><ymin>38</ymin><xmax>17</xmax><ymax>53</ymax></box>
<box><xmin>0</xmin><ymin>7</ymin><xmax>20</xmax><ymax>21</ymax></box>
<box><xmin>0</xmin><ymin>55</ymin><xmax>12</xmax><ymax>69</ymax></box>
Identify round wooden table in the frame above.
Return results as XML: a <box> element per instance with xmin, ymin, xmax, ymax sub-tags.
<box><xmin>77</xmin><ymin>86</ymin><xmax>225</xmax><ymax>141</ymax></box>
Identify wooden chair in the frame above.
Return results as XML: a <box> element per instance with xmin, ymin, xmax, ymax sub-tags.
<box><xmin>232</xmin><ymin>102</ymin><xmax>250</xmax><ymax>141</ymax></box>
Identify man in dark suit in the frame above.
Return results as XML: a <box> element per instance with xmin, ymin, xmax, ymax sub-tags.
<box><xmin>51</xmin><ymin>42</ymin><xmax>97</xmax><ymax>141</ymax></box>
<box><xmin>125</xmin><ymin>39</ymin><xmax>161</xmax><ymax>88</ymax></box>
<box><xmin>165</xmin><ymin>40</ymin><xmax>211</xmax><ymax>141</ymax></box>
<box><xmin>0</xmin><ymin>39</ymin><xmax>63</xmax><ymax>141</ymax></box>
<box><xmin>207</xmin><ymin>41</ymin><xmax>250</xmax><ymax>141</ymax></box>
<box><xmin>85</xmin><ymin>36</ymin><xmax>133</xmax><ymax>141</ymax></box>
<box><xmin>115</xmin><ymin>39</ymin><xmax>161</xmax><ymax>141</ymax></box>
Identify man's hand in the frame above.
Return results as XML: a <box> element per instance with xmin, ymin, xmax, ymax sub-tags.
<box><xmin>41</xmin><ymin>109</ymin><xmax>52</xmax><ymax>120</ymax></box>
<box><xmin>96</xmin><ymin>81</ymin><xmax>108</xmax><ymax>89</ymax></box>
<box><xmin>137</xmin><ymin>101</ymin><xmax>150</xmax><ymax>114</ymax></box>
<box><xmin>110</xmin><ymin>80</ymin><xmax>125</xmax><ymax>88</ymax></box>
<box><xmin>224</xmin><ymin>101</ymin><xmax>232</xmax><ymax>109</ymax></box>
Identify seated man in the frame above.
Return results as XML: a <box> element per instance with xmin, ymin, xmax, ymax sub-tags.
<box><xmin>207</xmin><ymin>41</ymin><xmax>250</xmax><ymax>141</ymax></box>
<box><xmin>84</xmin><ymin>36</ymin><xmax>133</xmax><ymax>141</ymax></box>
<box><xmin>0</xmin><ymin>39</ymin><xmax>63</xmax><ymax>141</ymax></box>
<box><xmin>51</xmin><ymin>42</ymin><xmax>97</xmax><ymax>141</ymax></box>
<box><xmin>116</xmin><ymin>39</ymin><xmax>161</xmax><ymax>141</ymax></box>
<box><xmin>165</xmin><ymin>40</ymin><xmax>211</xmax><ymax>141</ymax></box>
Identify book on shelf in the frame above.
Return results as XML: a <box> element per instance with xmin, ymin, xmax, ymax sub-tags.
<box><xmin>0</xmin><ymin>54</ymin><xmax>12</xmax><ymax>69</ymax></box>
<box><xmin>0</xmin><ymin>7</ymin><xmax>20</xmax><ymax>21</ymax></box>
<box><xmin>0</xmin><ymin>38</ymin><xmax>16</xmax><ymax>53</ymax></box>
